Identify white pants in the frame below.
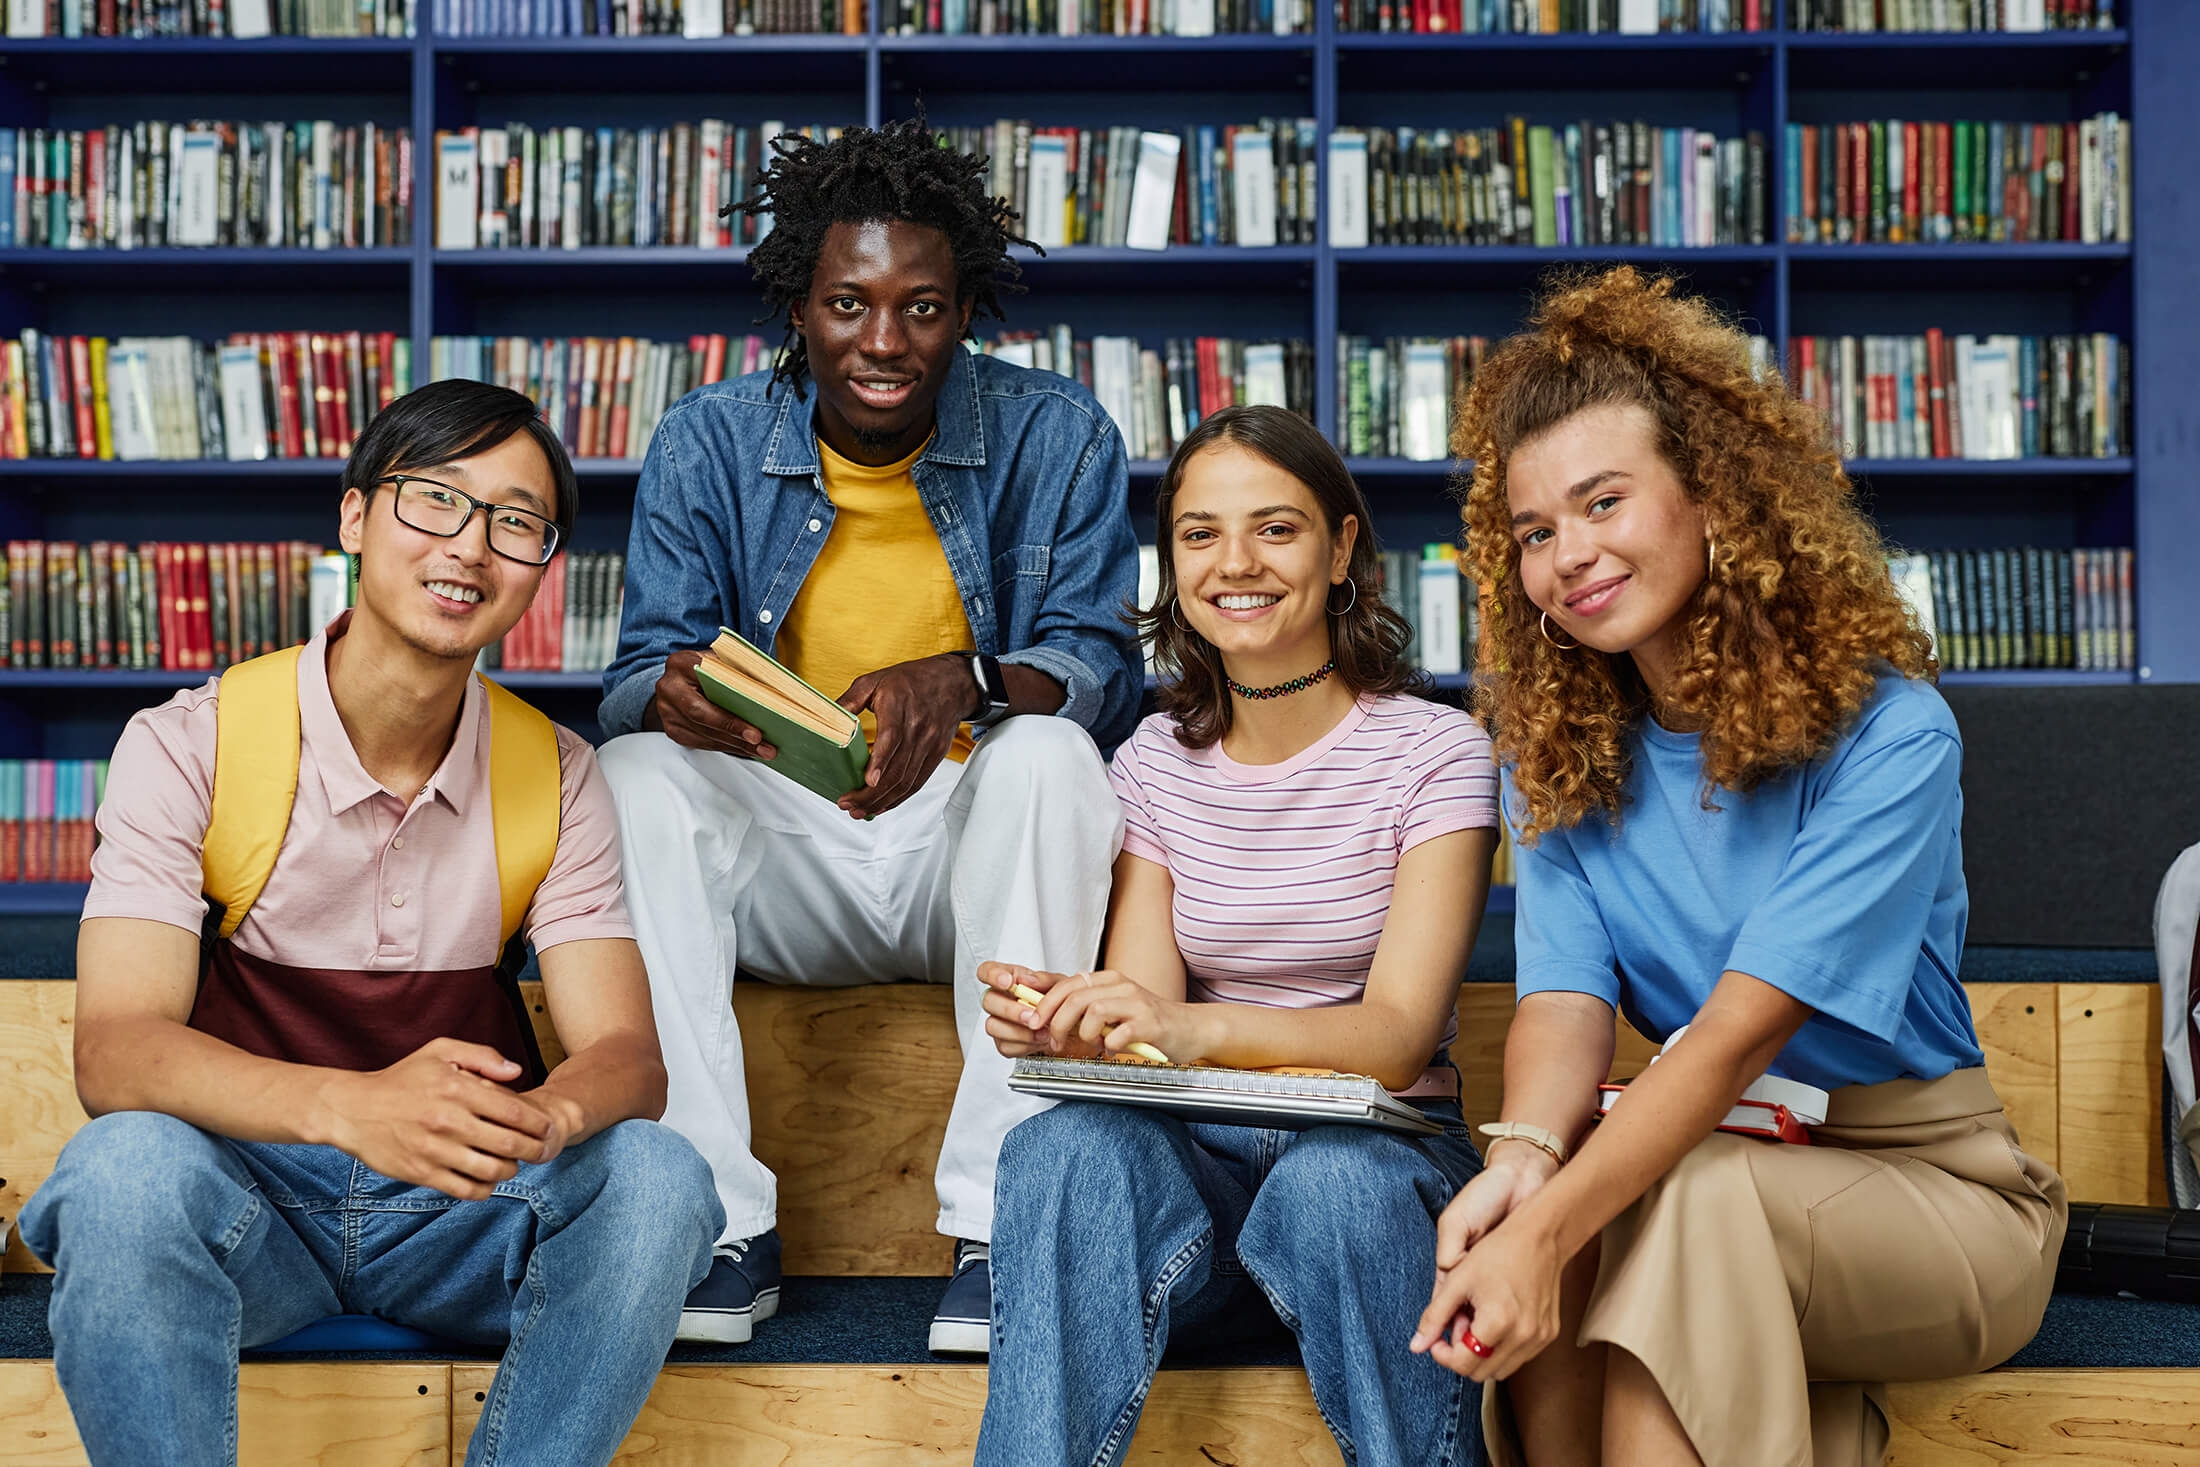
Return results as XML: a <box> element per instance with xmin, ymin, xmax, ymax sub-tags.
<box><xmin>597</xmin><ymin>716</ymin><xmax>1124</xmax><ymax>1247</ymax></box>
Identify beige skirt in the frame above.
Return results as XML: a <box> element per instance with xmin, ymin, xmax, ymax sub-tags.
<box><xmin>1484</xmin><ymin>1067</ymin><xmax>2067</xmax><ymax>1467</ymax></box>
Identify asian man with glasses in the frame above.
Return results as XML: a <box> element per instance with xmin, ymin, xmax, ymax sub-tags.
<box><xmin>22</xmin><ymin>379</ymin><xmax>719</xmax><ymax>1467</ymax></box>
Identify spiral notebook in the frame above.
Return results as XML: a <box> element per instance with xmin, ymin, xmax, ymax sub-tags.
<box><xmin>1007</xmin><ymin>1055</ymin><xmax>1445</xmax><ymax>1136</ymax></box>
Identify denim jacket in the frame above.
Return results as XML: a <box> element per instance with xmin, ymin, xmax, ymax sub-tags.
<box><xmin>599</xmin><ymin>347</ymin><xmax>1143</xmax><ymax>752</ymax></box>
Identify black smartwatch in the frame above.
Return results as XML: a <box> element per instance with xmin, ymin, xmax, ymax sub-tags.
<box><xmin>956</xmin><ymin>651</ymin><xmax>1013</xmax><ymax>729</ymax></box>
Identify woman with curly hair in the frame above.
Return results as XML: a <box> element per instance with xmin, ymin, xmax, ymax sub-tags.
<box><xmin>1410</xmin><ymin>268</ymin><xmax>2067</xmax><ymax>1467</ymax></box>
<box><xmin>976</xmin><ymin>404</ymin><xmax>1502</xmax><ymax>1466</ymax></box>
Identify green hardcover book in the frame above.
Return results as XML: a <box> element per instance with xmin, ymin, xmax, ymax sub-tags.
<box><xmin>1952</xmin><ymin>121</ymin><xmax>1971</xmax><ymax>242</ymax></box>
<box><xmin>1527</xmin><ymin>126</ymin><xmax>1556</xmax><ymax>248</ymax></box>
<box><xmin>692</xmin><ymin>627</ymin><xmax>869</xmax><ymax>806</ymax></box>
<box><xmin>1868</xmin><ymin>120</ymin><xmax>1887</xmax><ymax>242</ymax></box>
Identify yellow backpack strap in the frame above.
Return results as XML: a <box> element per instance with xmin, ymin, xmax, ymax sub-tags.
<box><xmin>481</xmin><ymin>675</ymin><xmax>562</xmax><ymax>948</ymax></box>
<box><xmin>202</xmin><ymin>646</ymin><xmax>306</xmax><ymax>941</ymax></box>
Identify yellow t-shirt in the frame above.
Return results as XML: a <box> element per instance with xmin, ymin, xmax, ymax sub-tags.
<box><xmin>777</xmin><ymin>436</ymin><xmax>977</xmax><ymax>763</ymax></box>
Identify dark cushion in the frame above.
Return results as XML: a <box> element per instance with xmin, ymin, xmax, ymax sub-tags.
<box><xmin>2</xmin><ymin>1273</ymin><xmax>2193</xmax><ymax>1370</ymax></box>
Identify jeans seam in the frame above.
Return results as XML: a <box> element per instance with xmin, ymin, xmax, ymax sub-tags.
<box><xmin>1241</xmin><ymin>1265</ymin><xmax>1362</xmax><ymax>1463</ymax></box>
<box><xmin>471</xmin><ymin>1236</ymin><xmax>551</xmax><ymax>1465</ymax></box>
<box><xmin>1089</xmin><ymin>1227</ymin><xmax>1211</xmax><ymax>1467</ymax></box>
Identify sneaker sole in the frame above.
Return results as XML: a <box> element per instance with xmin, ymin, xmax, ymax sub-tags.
<box><xmin>927</xmin><ymin>1317</ymin><xmax>990</xmax><ymax>1356</ymax></box>
<box><xmin>676</xmin><ymin>1287</ymin><xmax>779</xmax><ymax>1345</ymax></box>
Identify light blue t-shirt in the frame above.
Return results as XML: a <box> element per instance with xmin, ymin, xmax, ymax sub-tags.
<box><xmin>1509</xmin><ymin>672</ymin><xmax>1983</xmax><ymax>1091</ymax></box>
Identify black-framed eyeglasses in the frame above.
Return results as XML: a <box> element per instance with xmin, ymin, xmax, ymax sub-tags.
<box><xmin>375</xmin><ymin>475</ymin><xmax>562</xmax><ymax>566</ymax></box>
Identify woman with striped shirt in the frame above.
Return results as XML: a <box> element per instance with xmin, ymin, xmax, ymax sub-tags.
<box><xmin>972</xmin><ymin>405</ymin><xmax>1503</xmax><ymax>1467</ymax></box>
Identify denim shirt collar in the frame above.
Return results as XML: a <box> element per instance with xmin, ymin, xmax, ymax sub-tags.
<box><xmin>759</xmin><ymin>344</ymin><xmax>988</xmax><ymax>477</ymax></box>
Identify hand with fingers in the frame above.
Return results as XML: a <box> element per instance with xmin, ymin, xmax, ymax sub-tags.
<box><xmin>836</xmin><ymin>654</ymin><xmax>976</xmax><ymax>821</ymax></box>
<box><xmin>647</xmin><ymin>649</ymin><xmax>780</xmax><ymax>761</ymax></box>
<box><xmin>1411</xmin><ymin>1148</ymin><xmax>1568</xmax><ymax>1380</ymax></box>
<box><xmin>978</xmin><ymin>961</ymin><xmax>1204</xmax><ymax>1064</ymax></box>
<box><xmin>316</xmin><ymin>1037</ymin><xmax>561</xmax><ymax>1201</ymax></box>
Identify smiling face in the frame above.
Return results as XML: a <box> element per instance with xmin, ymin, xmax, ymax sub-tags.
<box><xmin>338</xmin><ymin>430</ymin><xmax>557</xmax><ymax>665</ymax></box>
<box><xmin>1506</xmin><ymin>400</ymin><xmax>1707</xmax><ymax>692</ymax></box>
<box><xmin>1169</xmin><ymin>443</ymin><xmax>1356</xmax><ymax>681</ymax></box>
<box><xmin>790</xmin><ymin>217</ymin><xmax>975</xmax><ymax>465</ymax></box>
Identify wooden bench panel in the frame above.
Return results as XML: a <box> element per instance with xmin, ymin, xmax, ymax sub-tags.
<box><xmin>0</xmin><ymin>975</ymin><xmax>2161</xmax><ymax>1284</ymax></box>
<box><xmin>1886</xmin><ymin>1369</ymin><xmax>2200</xmax><ymax>1465</ymax></box>
<box><xmin>440</xmin><ymin>1362</ymin><xmax>2200</xmax><ymax>1466</ymax></box>
<box><xmin>452</xmin><ymin>1362</ymin><xmax>1344</xmax><ymax>1465</ymax></box>
<box><xmin>2057</xmin><ymin>985</ymin><xmax>2167</xmax><ymax>1208</ymax></box>
<box><xmin>0</xmin><ymin>1361</ymin><xmax>452</xmax><ymax>1466</ymax></box>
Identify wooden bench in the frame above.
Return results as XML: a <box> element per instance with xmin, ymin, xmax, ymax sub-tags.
<box><xmin>0</xmin><ymin>977</ymin><xmax>2189</xmax><ymax>1465</ymax></box>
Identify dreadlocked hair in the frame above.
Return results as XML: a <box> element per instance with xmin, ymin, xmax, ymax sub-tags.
<box><xmin>736</xmin><ymin>115</ymin><xmax>1036</xmax><ymax>391</ymax></box>
<box><xmin>1456</xmin><ymin>266</ymin><xmax>1935</xmax><ymax>843</ymax></box>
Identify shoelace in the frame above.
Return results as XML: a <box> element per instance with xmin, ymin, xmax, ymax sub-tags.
<box><xmin>721</xmin><ymin>1238</ymin><xmax>751</xmax><ymax>1265</ymax></box>
<box><xmin>956</xmin><ymin>1241</ymin><xmax>990</xmax><ymax>1274</ymax></box>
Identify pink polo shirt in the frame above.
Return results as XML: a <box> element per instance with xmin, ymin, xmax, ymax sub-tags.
<box><xmin>86</xmin><ymin>613</ymin><xmax>631</xmax><ymax>973</ymax></box>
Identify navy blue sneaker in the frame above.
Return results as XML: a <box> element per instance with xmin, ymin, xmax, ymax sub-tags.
<box><xmin>928</xmin><ymin>1239</ymin><xmax>991</xmax><ymax>1356</ymax></box>
<box><xmin>677</xmin><ymin>1230</ymin><xmax>781</xmax><ymax>1344</ymax></box>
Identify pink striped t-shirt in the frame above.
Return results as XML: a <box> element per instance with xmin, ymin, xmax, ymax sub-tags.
<box><xmin>1109</xmin><ymin>694</ymin><xmax>1500</xmax><ymax>1053</ymax></box>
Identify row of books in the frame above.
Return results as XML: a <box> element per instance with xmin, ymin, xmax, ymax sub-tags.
<box><xmin>1</xmin><ymin>331</ymin><xmax>413</xmax><ymax>463</ymax></box>
<box><xmin>3</xmin><ymin>0</ymin><xmax>409</xmax><ymax>35</ymax></box>
<box><xmin>434</xmin><ymin>0</ymin><xmax>860</xmax><ymax>31</ymax></box>
<box><xmin>1782</xmin><ymin>116</ymin><xmax>2128</xmax><ymax>248</ymax></box>
<box><xmin>886</xmin><ymin>0</ymin><xmax>1308</xmax><ymax>31</ymax></box>
<box><xmin>1328</xmin><ymin>123</ymin><xmax>1768</xmax><ymax>250</ymax></box>
<box><xmin>1336</xmin><ymin>332</ymin><xmax>1775</xmax><ymax>461</ymax></box>
<box><xmin>0</xmin><ymin>122</ymin><xmax>415</xmax><ymax>253</ymax></box>
<box><xmin>941</xmin><ymin>121</ymin><xmax>1318</xmax><ymax>250</ymax></box>
<box><xmin>1794</xmin><ymin>1</ymin><xmax>2112</xmax><ymax>29</ymax></box>
<box><xmin>0</xmin><ymin>762</ymin><xmax>106</xmax><ymax>887</ymax></box>
<box><xmin>432</xmin><ymin>123</ymin><xmax>838</xmax><ymax>251</ymax></box>
<box><xmin>1337</xmin><ymin>336</ymin><xmax>1485</xmax><ymax>463</ymax></box>
<box><xmin>1338</xmin><ymin>0</ymin><xmax>1764</xmax><ymax>31</ymax></box>
<box><xmin>480</xmin><ymin>550</ymin><xmax>627</xmax><ymax>673</ymax></box>
<box><xmin>1789</xmin><ymin>332</ymin><xmax>2126</xmax><ymax>462</ymax></box>
<box><xmin>978</xmin><ymin>330</ymin><xmax>1315</xmax><ymax>463</ymax></box>
<box><xmin>1889</xmin><ymin>546</ymin><xmax>2134</xmax><ymax>672</ymax></box>
<box><xmin>0</xmin><ymin>541</ymin><xmax>342</xmax><ymax>672</ymax></box>
<box><xmin>428</xmin><ymin>334</ymin><xmax>776</xmax><ymax>462</ymax></box>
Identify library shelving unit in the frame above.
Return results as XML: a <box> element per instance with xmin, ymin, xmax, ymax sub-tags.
<box><xmin>0</xmin><ymin>5</ymin><xmax>2191</xmax><ymax>917</ymax></box>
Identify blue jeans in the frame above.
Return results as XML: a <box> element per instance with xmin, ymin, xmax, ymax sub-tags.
<box><xmin>20</xmin><ymin>1112</ymin><xmax>722</xmax><ymax>1467</ymax></box>
<box><xmin>979</xmin><ymin>1099</ymin><xmax>1486</xmax><ymax>1467</ymax></box>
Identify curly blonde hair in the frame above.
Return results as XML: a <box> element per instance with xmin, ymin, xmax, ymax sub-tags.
<box><xmin>1458</xmin><ymin>266</ymin><xmax>1935</xmax><ymax>841</ymax></box>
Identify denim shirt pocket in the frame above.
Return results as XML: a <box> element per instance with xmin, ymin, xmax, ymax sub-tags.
<box><xmin>992</xmin><ymin>543</ymin><xmax>1052</xmax><ymax>594</ymax></box>
<box><xmin>990</xmin><ymin>544</ymin><xmax>1052</xmax><ymax>647</ymax></box>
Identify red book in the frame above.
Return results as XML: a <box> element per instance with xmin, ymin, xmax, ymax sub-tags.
<box><xmin>185</xmin><ymin>543</ymin><xmax>211</xmax><ymax>670</ymax></box>
<box><xmin>606</xmin><ymin>337</ymin><xmax>636</xmax><ymax>461</ymax></box>
<box><xmin>1850</xmin><ymin>122</ymin><xmax>1868</xmax><ymax>242</ymax></box>
<box><xmin>1924</xmin><ymin>328</ymin><xmax>1949</xmax><ymax>459</ymax></box>
<box><xmin>309</xmin><ymin>334</ymin><xmax>340</xmax><ymax>458</ymax></box>
<box><xmin>1901</xmin><ymin>122</ymin><xmax>1921</xmax><ymax>242</ymax></box>
<box><xmin>271</xmin><ymin>334</ymin><xmax>305</xmax><ymax>458</ymax></box>
<box><xmin>378</xmin><ymin>331</ymin><xmax>400</xmax><ymax>414</ymax></box>
<box><xmin>154</xmin><ymin>543</ymin><xmax>178</xmax><ymax>670</ymax></box>
<box><xmin>1935</xmin><ymin>123</ymin><xmax>1953</xmax><ymax>242</ymax></box>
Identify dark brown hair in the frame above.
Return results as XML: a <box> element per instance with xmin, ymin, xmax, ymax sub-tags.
<box><xmin>1457</xmin><ymin>266</ymin><xmax>1934</xmax><ymax>840</ymax></box>
<box><xmin>1133</xmin><ymin>405</ymin><xmax>1425</xmax><ymax>749</ymax></box>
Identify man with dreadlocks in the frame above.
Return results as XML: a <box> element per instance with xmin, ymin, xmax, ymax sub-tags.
<box><xmin>596</xmin><ymin>118</ymin><xmax>1139</xmax><ymax>1356</ymax></box>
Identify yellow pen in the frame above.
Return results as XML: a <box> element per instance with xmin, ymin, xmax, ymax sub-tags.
<box><xmin>983</xmin><ymin>974</ymin><xmax>1172</xmax><ymax>1065</ymax></box>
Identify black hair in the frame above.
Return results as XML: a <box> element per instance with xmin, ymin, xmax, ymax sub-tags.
<box><xmin>343</xmin><ymin>378</ymin><xmax>578</xmax><ymax>552</ymax></box>
<box><xmin>736</xmin><ymin>114</ymin><xmax>1035</xmax><ymax>391</ymax></box>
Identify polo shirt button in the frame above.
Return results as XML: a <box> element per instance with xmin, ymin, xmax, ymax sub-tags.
<box><xmin>391</xmin><ymin>835</ymin><xmax>405</xmax><ymax>850</ymax></box>
<box><xmin>391</xmin><ymin>893</ymin><xmax>406</xmax><ymax>908</ymax></box>
<box><xmin>759</xmin><ymin>609</ymin><xmax>773</xmax><ymax>624</ymax></box>
<box><xmin>807</xmin><ymin>518</ymin><xmax>821</xmax><ymax>532</ymax></box>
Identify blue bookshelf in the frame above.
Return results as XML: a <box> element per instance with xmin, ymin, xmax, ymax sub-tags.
<box><xmin>0</xmin><ymin>4</ymin><xmax>2185</xmax><ymax>802</ymax></box>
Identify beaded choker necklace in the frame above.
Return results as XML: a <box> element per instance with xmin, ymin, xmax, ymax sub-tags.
<box><xmin>1226</xmin><ymin>658</ymin><xmax>1337</xmax><ymax>701</ymax></box>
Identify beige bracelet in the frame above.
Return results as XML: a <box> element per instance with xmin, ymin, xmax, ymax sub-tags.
<box><xmin>1476</xmin><ymin>1121</ymin><xmax>1570</xmax><ymax>1167</ymax></box>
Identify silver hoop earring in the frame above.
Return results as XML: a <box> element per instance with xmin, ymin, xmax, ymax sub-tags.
<box><xmin>1539</xmin><ymin>611</ymin><xmax>1579</xmax><ymax>651</ymax></box>
<box><xmin>1170</xmin><ymin>597</ymin><xmax>1189</xmax><ymax>631</ymax></box>
<box><xmin>1327</xmin><ymin>579</ymin><xmax>1358</xmax><ymax>616</ymax></box>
